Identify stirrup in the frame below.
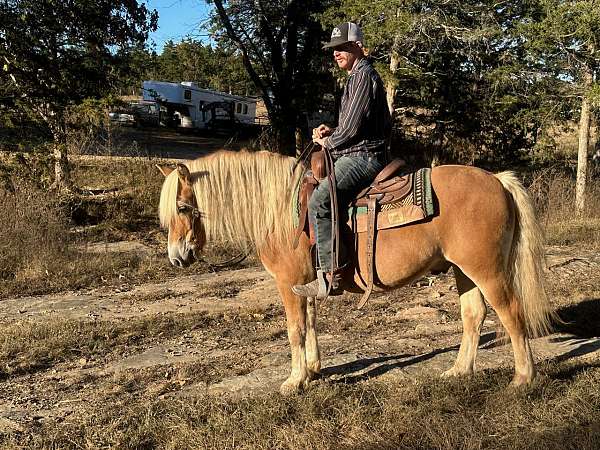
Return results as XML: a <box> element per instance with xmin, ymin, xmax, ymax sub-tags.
<box><xmin>292</xmin><ymin>270</ymin><xmax>343</xmax><ymax>299</ymax></box>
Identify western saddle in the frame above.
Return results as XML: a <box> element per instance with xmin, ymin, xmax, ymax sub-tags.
<box><xmin>294</xmin><ymin>150</ymin><xmax>418</xmax><ymax>308</ymax></box>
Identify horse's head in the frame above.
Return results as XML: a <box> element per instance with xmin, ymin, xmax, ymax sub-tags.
<box><xmin>157</xmin><ymin>163</ymin><xmax>206</xmax><ymax>268</ymax></box>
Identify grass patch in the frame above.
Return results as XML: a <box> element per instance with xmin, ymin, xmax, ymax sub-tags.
<box><xmin>0</xmin><ymin>313</ymin><xmax>212</xmax><ymax>379</ymax></box>
<box><xmin>2</xmin><ymin>359</ymin><xmax>600</xmax><ymax>449</ymax></box>
<box><xmin>196</xmin><ymin>278</ymin><xmax>258</xmax><ymax>299</ymax></box>
<box><xmin>544</xmin><ymin>218</ymin><xmax>600</xmax><ymax>246</ymax></box>
<box><xmin>0</xmin><ymin>306</ymin><xmax>283</xmax><ymax>380</ymax></box>
<box><xmin>529</xmin><ymin>169</ymin><xmax>600</xmax><ymax>247</ymax></box>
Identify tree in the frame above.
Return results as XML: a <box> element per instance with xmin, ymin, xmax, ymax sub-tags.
<box><xmin>153</xmin><ymin>40</ymin><xmax>255</xmax><ymax>96</ymax></box>
<box><xmin>522</xmin><ymin>0</ymin><xmax>600</xmax><ymax>214</ymax></box>
<box><xmin>0</xmin><ymin>0</ymin><xmax>158</xmax><ymax>189</ymax></box>
<box><xmin>322</xmin><ymin>0</ymin><xmax>572</xmax><ymax>166</ymax></box>
<box><xmin>208</xmin><ymin>0</ymin><xmax>333</xmax><ymax>154</ymax></box>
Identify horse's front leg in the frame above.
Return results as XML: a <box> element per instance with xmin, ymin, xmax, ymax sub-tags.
<box><xmin>277</xmin><ymin>282</ymin><xmax>311</xmax><ymax>395</ymax></box>
<box><xmin>305</xmin><ymin>296</ymin><xmax>321</xmax><ymax>378</ymax></box>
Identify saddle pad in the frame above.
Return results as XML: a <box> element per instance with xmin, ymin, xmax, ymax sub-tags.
<box><xmin>291</xmin><ymin>167</ymin><xmax>434</xmax><ymax>232</ymax></box>
<box><xmin>349</xmin><ymin>168</ymin><xmax>434</xmax><ymax>233</ymax></box>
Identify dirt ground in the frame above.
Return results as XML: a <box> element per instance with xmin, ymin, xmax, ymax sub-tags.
<box><xmin>1</xmin><ymin>240</ymin><xmax>600</xmax><ymax>436</ymax></box>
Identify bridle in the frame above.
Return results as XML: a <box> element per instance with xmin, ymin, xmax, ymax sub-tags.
<box><xmin>175</xmin><ymin>196</ymin><xmax>250</xmax><ymax>270</ymax></box>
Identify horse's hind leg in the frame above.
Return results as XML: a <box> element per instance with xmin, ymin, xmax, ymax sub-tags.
<box><xmin>442</xmin><ymin>266</ymin><xmax>487</xmax><ymax>378</ymax></box>
<box><xmin>477</xmin><ymin>275</ymin><xmax>535</xmax><ymax>385</ymax></box>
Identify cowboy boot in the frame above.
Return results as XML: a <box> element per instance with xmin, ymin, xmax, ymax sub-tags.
<box><xmin>292</xmin><ymin>270</ymin><xmax>343</xmax><ymax>299</ymax></box>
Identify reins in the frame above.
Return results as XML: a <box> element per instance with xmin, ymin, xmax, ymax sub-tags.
<box><xmin>323</xmin><ymin>147</ymin><xmax>340</xmax><ymax>298</ymax></box>
<box><xmin>198</xmin><ymin>250</ymin><xmax>250</xmax><ymax>270</ymax></box>
<box><xmin>291</xmin><ymin>140</ymin><xmax>341</xmax><ymax>298</ymax></box>
<box><xmin>291</xmin><ymin>141</ymin><xmax>318</xmax><ymax>174</ymax></box>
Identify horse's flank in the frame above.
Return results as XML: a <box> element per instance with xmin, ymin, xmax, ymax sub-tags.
<box><xmin>158</xmin><ymin>150</ymin><xmax>303</xmax><ymax>251</ymax></box>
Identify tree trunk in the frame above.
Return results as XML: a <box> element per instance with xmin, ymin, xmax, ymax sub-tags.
<box><xmin>295</xmin><ymin>127</ymin><xmax>303</xmax><ymax>158</ymax></box>
<box><xmin>53</xmin><ymin>142</ymin><xmax>71</xmax><ymax>191</ymax></box>
<box><xmin>576</xmin><ymin>69</ymin><xmax>593</xmax><ymax>215</ymax></box>
<box><xmin>386</xmin><ymin>49</ymin><xmax>400</xmax><ymax>115</ymax></box>
<box><xmin>50</xmin><ymin>118</ymin><xmax>72</xmax><ymax>191</ymax></box>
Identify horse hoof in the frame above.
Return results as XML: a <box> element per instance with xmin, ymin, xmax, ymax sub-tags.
<box><xmin>441</xmin><ymin>367</ymin><xmax>472</xmax><ymax>378</ymax></box>
<box><xmin>279</xmin><ymin>377</ymin><xmax>308</xmax><ymax>396</ymax></box>
<box><xmin>510</xmin><ymin>373</ymin><xmax>533</xmax><ymax>387</ymax></box>
<box><xmin>307</xmin><ymin>360</ymin><xmax>321</xmax><ymax>375</ymax></box>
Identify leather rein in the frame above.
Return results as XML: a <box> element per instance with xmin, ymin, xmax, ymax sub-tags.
<box><xmin>294</xmin><ymin>142</ymin><xmax>340</xmax><ymax>298</ymax></box>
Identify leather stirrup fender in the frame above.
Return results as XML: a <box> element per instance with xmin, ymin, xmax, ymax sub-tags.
<box><xmin>357</xmin><ymin>195</ymin><xmax>380</xmax><ymax>309</ymax></box>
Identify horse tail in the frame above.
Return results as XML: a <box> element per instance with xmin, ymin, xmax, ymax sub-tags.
<box><xmin>494</xmin><ymin>171</ymin><xmax>556</xmax><ymax>337</ymax></box>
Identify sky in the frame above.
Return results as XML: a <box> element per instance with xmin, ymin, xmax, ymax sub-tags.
<box><xmin>144</xmin><ymin>0</ymin><xmax>212</xmax><ymax>52</ymax></box>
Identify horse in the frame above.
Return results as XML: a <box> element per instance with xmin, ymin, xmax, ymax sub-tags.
<box><xmin>156</xmin><ymin>149</ymin><xmax>554</xmax><ymax>395</ymax></box>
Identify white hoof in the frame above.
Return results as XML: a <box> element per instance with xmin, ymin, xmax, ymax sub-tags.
<box><xmin>441</xmin><ymin>367</ymin><xmax>472</xmax><ymax>378</ymax></box>
<box><xmin>510</xmin><ymin>372</ymin><xmax>534</xmax><ymax>387</ymax></box>
<box><xmin>279</xmin><ymin>375</ymin><xmax>309</xmax><ymax>396</ymax></box>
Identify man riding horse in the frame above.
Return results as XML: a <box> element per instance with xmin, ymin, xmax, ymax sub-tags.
<box><xmin>292</xmin><ymin>22</ymin><xmax>391</xmax><ymax>299</ymax></box>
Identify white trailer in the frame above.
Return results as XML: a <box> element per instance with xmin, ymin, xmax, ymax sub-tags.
<box><xmin>142</xmin><ymin>81</ymin><xmax>261</xmax><ymax>130</ymax></box>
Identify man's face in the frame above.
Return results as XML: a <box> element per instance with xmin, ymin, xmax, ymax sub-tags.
<box><xmin>333</xmin><ymin>42</ymin><xmax>359</xmax><ymax>71</ymax></box>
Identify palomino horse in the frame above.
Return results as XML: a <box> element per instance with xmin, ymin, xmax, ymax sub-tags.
<box><xmin>157</xmin><ymin>150</ymin><xmax>554</xmax><ymax>395</ymax></box>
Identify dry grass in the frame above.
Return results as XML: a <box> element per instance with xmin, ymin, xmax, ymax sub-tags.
<box><xmin>529</xmin><ymin>169</ymin><xmax>600</xmax><ymax>247</ymax></box>
<box><xmin>1</xmin><ymin>359</ymin><xmax>599</xmax><ymax>449</ymax></box>
<box><xmin>0</xmin><ymin>313</ymin><xmax>213</xmax><ymax>379</ymax></box>
<box><xmin>0</xmin><ymin>178</ymin><xmax>69</xmax><ymax>282</ymax></box>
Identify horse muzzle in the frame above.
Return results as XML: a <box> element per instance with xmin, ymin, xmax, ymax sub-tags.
<box><xmin>168</xmin><ymin>241</ymin><xmax>197</xmax><ymax>268</ymax></box>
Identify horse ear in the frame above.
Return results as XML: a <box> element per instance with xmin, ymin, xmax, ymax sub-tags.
<box><xmin>176</xmin><ymin>163</ymin><xmax>192</xmax><ymax>184</ymax></box>
<box><xmin>156</xmin><ymin>164</ymin><xmax>173</xmax><ymax>177</ymax></box>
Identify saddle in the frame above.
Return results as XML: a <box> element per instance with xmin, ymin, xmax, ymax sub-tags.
<box><xmin>293</xmin><ymin>150</ymin><xmax>434</xmax><ymax>308</ymax></box>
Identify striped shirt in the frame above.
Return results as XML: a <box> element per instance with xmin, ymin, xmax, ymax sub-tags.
<box><xmin>322</xmin><ymin>57</ymin><xmax>391</xmax><ymax>160</ymax></box>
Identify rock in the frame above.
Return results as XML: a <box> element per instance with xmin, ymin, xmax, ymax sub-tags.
<box><xmin>396</xmin><ymin>306</ymin><xmax>442</xmax><ymax>321</ymax></box>
<box><xmin>414</xmin><ymin>323</ymin><xmax>435</xmax><ymax>334</ymax></box>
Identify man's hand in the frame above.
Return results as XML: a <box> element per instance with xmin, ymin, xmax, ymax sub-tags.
<box><xmin>312</xmin><ymin>136</ymin><xmax>326</xmax><ymax>147</ymax></box>
<box><xmin>312</xmin><ymin>124</ymin><xmax>332</xmax><ymax>140</ymax></box>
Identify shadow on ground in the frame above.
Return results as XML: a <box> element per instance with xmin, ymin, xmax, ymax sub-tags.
<box><xmin>556</xmin><ymin>298</ymin><xmax>600</xmax><ymax>338</ymax></box>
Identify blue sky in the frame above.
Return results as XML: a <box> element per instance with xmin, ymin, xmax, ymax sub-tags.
<box><xmin>145</xmin><ymin>0</ymin><xmax>212</xmax><ymax>52</ymax></box>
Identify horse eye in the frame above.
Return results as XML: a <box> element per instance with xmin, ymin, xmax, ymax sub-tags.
<box><xmin>177</xmin><ymin>205</ymin><xmax>189</xmax><ymax>213</ymax></box>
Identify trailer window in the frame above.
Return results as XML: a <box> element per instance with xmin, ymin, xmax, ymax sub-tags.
<box><xmin>184</xmin><ymin>89</ymin><xmax>192</xmax><ymax>101</ymax></box>
<box><xmin>243</xmin><ymin>104</ymin><xmax>248</xmax><ymax>114</ymax></box>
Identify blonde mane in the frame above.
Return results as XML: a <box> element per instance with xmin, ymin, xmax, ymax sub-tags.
<box><xmin>158</xmin><ymin>150</ymin><xmax>304</xmax><ymax>251</ymax></box>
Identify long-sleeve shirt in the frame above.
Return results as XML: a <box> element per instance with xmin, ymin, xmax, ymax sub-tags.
<box><xmin>322</xmin><ymin>57</ymin><xmax>391</xmax><ymax>159</ymax></box>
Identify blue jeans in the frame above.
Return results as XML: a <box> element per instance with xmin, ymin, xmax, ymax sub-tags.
<box><xmin>308</xmin><ymin>154</ymin><xmax>384</xmax><ymax>271</ymax></box>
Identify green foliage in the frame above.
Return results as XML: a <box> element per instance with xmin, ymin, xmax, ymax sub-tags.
<box><xmin>591</xmin><ymin>83</ymin><xmax>600</xmax><ymax>110</ymax></box>
<box><xmin>152</xmin><ymin>40</ymin><xmax>255</xmax><ymax>96</ymax></box>
<box><xmin>321</xmin><ymin>0</ymin><xmax>599</xmax><ymax>166</ymax></box>
<box><xmin>208</xmin><ymin>0</ymin><xmax>335</xmax><ymax>152</ymax></box>
<box><xmin>0</xmin><ymin>0</ymin><xmax>157</xmax><ymax>134</ymax></box>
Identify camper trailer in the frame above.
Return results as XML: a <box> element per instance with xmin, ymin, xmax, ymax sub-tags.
<box><xmin>142</xmin><ymin>81</ymin><xmax>263</xmax><ymax>130</ymax></box>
